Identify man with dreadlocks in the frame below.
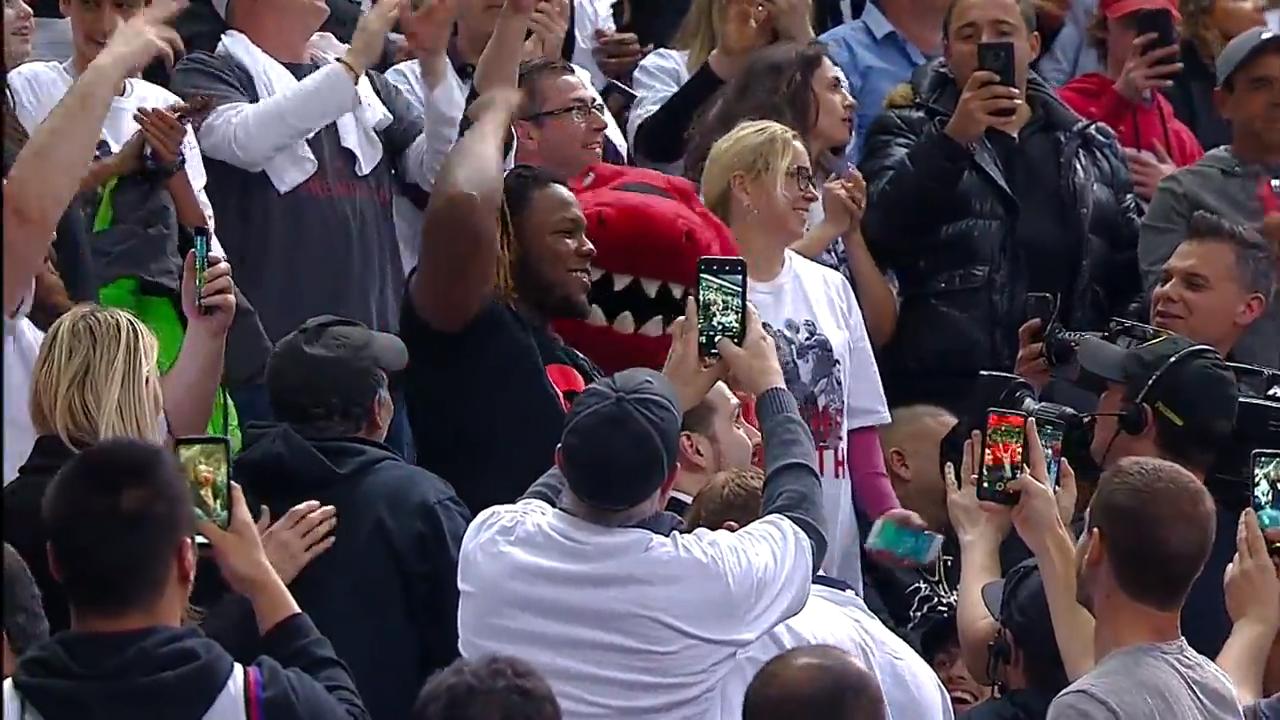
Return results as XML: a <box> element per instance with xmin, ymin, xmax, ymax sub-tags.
<box><xmin>401</xmin><ymin>87</ymin><xmax>601</xmax><ymax>516</ymax></box>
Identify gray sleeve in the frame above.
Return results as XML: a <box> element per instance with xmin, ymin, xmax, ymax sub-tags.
<box><xmin>1138</xmin><ymin>175</ymin><xmax>1193</xmax><ymax>299</ymax></box>
<box><xmin>755</xmin><ymin>387</ymin><xmax>827</xmax><ymax>573</ymax></box>
<box><xmin>1047</xmin><ymin>691</ymin><xmax>1121</xmax><ymax>720</ymax></box>
<box><xmin>520</xmin><ymin>466</ymin><xmax>567</xmax><ymax>506</ymax></box>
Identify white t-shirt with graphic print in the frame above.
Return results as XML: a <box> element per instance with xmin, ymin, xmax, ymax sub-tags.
<box><xmin>748</xmin><ymin>250</ymin><xmax>890</xmax><ymax>588</ymax></box>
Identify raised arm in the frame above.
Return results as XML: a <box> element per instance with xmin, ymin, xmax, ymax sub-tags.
<box><xmin>4</xmin><ymin>0</ymin><xmax>183</xmax><ymax>313</ymax></box>
<box><xmin>473</xmin><ymin>0</ymin><xmax>537</xmax><ymax>95</ymax></box>
<box><xmin>407</xmin><ymin>87</ymin><xmax>522</xmax><ymax>333</ymax></box>
<box><xmin>171</xmin><ymin>2</ymin><xmax>397</xmax><ymax>173</ymax></box>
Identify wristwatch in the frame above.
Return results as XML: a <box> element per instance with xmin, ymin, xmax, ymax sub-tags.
<box><xmin>142</xmin><ymin>144</ymin><xmax>186</xmax><ymax>181</ymax></box>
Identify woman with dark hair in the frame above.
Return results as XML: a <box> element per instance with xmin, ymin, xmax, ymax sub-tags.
<box><xmin>686</xmin><ymin>41</ymin><xmax>899</xmax><ymax>348</ymax></box>
<box><xmin>1166</xmin><ymin>0</ymin><xmax>1268</xmax><ymax>150</ymax></box>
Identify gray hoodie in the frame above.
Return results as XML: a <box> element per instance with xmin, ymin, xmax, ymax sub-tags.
<box><xmin>1139</xmin><ymin>147</ymin><xmax>1280</xmax><ymax>368</ymax></box>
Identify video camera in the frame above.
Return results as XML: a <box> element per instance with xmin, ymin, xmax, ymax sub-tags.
<box><xmin>1210</xmin><ymin>363</ymin><xmax>1280</xmax><ymax>504</ymax></box>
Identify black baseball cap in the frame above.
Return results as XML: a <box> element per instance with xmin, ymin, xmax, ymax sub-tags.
<box><xmin>559</xmin><ymin>368</ymin><xmax>681</xmax><ymax>511</ymax></box>
<box><xmin>1217</xmin><ymin>27</ymin><xmax>1280</xmax><ymax>88</ymax></box>
<box><xmin>1077</xmin><ymin>334</ymin><xmax>1238</xmax><ymax>442</ymax></box>
<box><xmin>981</xmin><ymin>559</ymin><xmax>1064</xmax><ymax>677</ymax></box>
<box><xmin>267</xmin><ymin>315</ymin><xmax>408</xmax><ymax>423</ymax></box>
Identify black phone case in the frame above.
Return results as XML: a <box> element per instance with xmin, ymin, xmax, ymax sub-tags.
<box><xmin>696</xmin><ymin>258</ymin><xmax>747</xmax><ymax>358</ymax></box>
<box><xmin>977</xmin><ymin>42</ymin><xmax>1017</xmax><ymax>88</ymax></box>
<box><xmin>1134</xmin><ymin>9</ymin><xmax>1179</xmax><ymax>58</ymax></box>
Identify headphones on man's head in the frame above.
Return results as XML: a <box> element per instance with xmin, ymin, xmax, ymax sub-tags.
<box><xmin>1116</xmin><ymin>344</ymin><xmax>1220</xmax><ymax>437</ymax></box>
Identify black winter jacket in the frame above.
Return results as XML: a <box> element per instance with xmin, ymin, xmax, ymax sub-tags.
<box><xmin>860</xmin><ymin>60</ymin><xmax>1143</xmax><ymax>400</ymax></box>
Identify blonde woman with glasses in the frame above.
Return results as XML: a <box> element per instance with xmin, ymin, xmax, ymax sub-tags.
<box><xmin>701</xmin><ymin>119</ymin><xmax>927</xmax><ymax>589</ymax></box>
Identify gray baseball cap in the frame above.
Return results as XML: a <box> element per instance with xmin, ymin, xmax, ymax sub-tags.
<box><xmin>1217</xmin><ymin>27</ymin><xmax>1280</xmax><ymax>87</ymax></box>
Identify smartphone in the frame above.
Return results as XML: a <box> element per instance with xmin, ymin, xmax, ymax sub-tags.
<box><xmin>977</xmin><ymin>41</ymin><xmax>1017</xmax><ymax>118</ymax></box>
<box><xmin>1134</xmin><ymin>8</ymin><xmax>1179</xmax><ymax>58</ymax></box>
<box><xmin>193</xmin><ymin>226</ymin><xmax>210</xmax><ymax>314</ymax></box>
<box><xmin>980</xmin><ymin>409</ymin><xmax>1027</xmax><ymax>505</ymax></box>
<box><xmin>1034</xmin><ymin>416</ymin><xmax>1066</xmax><ymax>491</ymax></box>
<box><xmin>1267</xmin><ymin>9</ymin><xmax>1280</xmax><ymax>32</ymax></box>
<box><xmin>1252</xmin><ymin>449</ymin><xmax>1280</xmax><ymax>533</ymax></box>
<box><xmin>696</xmin><ymin>256</ymin><xmax>748</xmax><ymax>357</ymax></box>
<box><xmin>605</xmin><ymin>78</ymin><xmax>639</xmax><ymax>100</ymax></box>
<box><xmin>1025</xmin><ymin>293</ymin><xmax>1056</xmax><ymax>339</ymax></box>
<box><xmin>866</xmin><ymin>516</ymin><xmax>944</xmax><ymax>565</ymax></box>
<box><xmin>176</xmin><ymin>436</ymin><xmax>231</xmax><ymax>530</ymax></box>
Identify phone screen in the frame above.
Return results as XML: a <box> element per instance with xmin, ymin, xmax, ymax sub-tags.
<box><xmin>866</xmin><ymin>517</ymin><xmax>943</xmax><ymax>565</ymax></box>
<box><xmin>1253</xmin><ymin>450</ymin><xmax>1280</xmax><ymax>532</ymax></box>
<box><xmin>981</xmin><ymin>411</ymin><xmax>1026</xmax><ymax>505</ymax></box>
<box><xmin>697</xmin><ymin>257</ymin><xmax>747</xmax><ymax>357</ymax></box>
<box><xmin>193</xmin><ymin>226</ymin><xmax>210</xmax><ymax>313</ymax></box>
<box><xmin>176</xmin><ymin>436</ymin><xmax>231</xmax><ymax>530</ymax></box>
<box><xmin>1036</xmin><ymin>418</ymin><xmax>1066</xmax><ymax>491</ymax></box>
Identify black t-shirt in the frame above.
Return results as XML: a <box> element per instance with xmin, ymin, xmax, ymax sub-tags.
<box><xmin>400</xmin><ymin>297</ymin><xmax>600</xmax><ymax>515</ymax></box>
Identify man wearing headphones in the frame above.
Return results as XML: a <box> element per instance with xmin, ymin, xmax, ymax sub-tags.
<box><xmin>1077</xmin><ymin>334</ymin><xmax>1241</xmax><ymax>658</ymax></box>
<box><xmin>965</xmin><ymin>559</ymin><xmax>1070</xmax><ymax>720</ymax></box>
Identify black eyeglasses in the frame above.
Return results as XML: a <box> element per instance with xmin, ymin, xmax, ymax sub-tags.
<box><xmin>786</xmin><ymin>165</ymin><xmax>819</xmax><ymax>195</ymax></box>
<box><xmin>522</xmin><ymin>100</ymin><xmax>608</xmax><ymax>124</ymax></box>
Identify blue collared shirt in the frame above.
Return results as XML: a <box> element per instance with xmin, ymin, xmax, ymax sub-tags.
<box><xmin>820</xmin><ymin>2</ymin><xmax>933</xmax><ymax>162</ymax></box>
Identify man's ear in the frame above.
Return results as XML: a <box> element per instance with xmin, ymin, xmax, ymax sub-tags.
<box><xmin>677</xmin><ymin>432</ymin><xmax>708</xmax><ymax>470</ymax></box>
<box><xmin>46</xmin><ymin>543</ymin><xmax>62</xmax><ymax>584</ymax></box>
<box><xmin>513</xmin><ymin>119</ymin><xmax>537</xmax><ymax>146</ymax></box>
<box><xmin>1212</xmin><ymin>87</ymin><xmax>1232</xmax><ymax>120</ymax></box>
<box><xmin>720</xmin><ymin>520</ymin><xmax>741</xmax><ymax>532</ymax></box>
<box><xmin>1085</xmin><ymin>527</ymin><xmax>1105</xmax><ymax>568</ymax></box>
<box><xmin>1028</xmin><ymin>31</ymin><xmax>1042</xmax><ymax>61</ymax></box>
<box><xmin>178</xmin><ymin>537</ymin><xmax>197</xmax><ymax>589</ymax></box>
<box><xmin>887</xmin><ymin>447</ymin><xmax>910</xmax><ymax>482</ymax></box>
<box><xmin>1238</xmin><ymin>293</ymin><xmax>1267</xmax><ymax>328</ymax></box>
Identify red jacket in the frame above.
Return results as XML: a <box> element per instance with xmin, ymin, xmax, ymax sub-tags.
<box><xmin>1058</xmin><ymin>73</ymin><xmax>1204</xmax><ymax>166</ymax></box>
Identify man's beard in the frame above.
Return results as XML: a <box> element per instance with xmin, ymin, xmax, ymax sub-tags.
<box><xmin>514</xmin><ymin>258</ymin><xmax>589</xmax><ymax>320</ymax></box>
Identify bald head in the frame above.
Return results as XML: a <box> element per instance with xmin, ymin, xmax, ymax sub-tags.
<box><xmin>743</xmin><ymin>646</ymin><xmax>886</xmax><ymax>720</ymax></box>
<box><xmin>880</xmin><ymin>405</ymin><xmax>957</xmax><ymax>532</ymax></box>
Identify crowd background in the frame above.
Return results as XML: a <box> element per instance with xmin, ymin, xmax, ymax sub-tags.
<box><xmin>3</xmin><ymin>0</ymin><xmax>1280</xmax><ymax>718</ymax></box>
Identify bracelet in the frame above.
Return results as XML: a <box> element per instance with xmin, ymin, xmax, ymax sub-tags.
<box><xmin>336</xmin><ymin>56</ymin><xmax>362</xmax><ymax>83</ymax></box>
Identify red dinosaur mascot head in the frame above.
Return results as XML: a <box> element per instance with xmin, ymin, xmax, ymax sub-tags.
<box><xmin>554</xmin><ymin>163</ymin><xmax>740</xmax><ymax>374</ymax></box>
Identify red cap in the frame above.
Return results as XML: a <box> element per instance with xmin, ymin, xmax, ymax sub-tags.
<box><xmin>1099</xmin><ymin>0</ymin><xmax>1182</xmax><ymax>21</ymax></box>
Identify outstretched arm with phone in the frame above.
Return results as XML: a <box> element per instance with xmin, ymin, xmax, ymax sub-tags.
<box><xmin>160</xmin><ymin>250</ymin><xmax>235</xmax><ymax>438</ymax></box>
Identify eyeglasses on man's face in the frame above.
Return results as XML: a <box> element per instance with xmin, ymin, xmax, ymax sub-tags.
<box><xmin>522</xmin><ymin>100</ymin><xmax>608</xmax><ymax>124</ymax></box>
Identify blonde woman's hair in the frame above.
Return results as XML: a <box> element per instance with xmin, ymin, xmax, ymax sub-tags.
<box><xmin>673</xmin><ymin>0</ymin><xmax>726</xmax><ymax>73</ymax></box>
<box><xmin>700</xmin><ymin>119</ymin><xmax>804</xmax><ymax>223</ymax></box>
<box><xmin>30</xmin><ymin>304</ymin><xmax>164</xmax><ymax>449</ymax></box>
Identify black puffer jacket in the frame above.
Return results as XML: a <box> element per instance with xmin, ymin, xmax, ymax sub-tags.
<box><xmin>860</xmin><ymin>60</ymin><xmax>1143</xmax><ymax>401</ymax></box>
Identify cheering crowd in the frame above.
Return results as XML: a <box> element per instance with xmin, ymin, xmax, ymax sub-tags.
<box><xmin>3</xmin><ymin>0</ymin><xmax>1280</xmax><ymax>717</ymax></box>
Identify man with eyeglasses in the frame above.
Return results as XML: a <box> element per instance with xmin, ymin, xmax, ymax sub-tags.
<box><xmin>513</xmin><ymin>58</ymin><xmax>613</xmax><ymax>181</ymax></box>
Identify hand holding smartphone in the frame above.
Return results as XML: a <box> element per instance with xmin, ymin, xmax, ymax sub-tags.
<box><xmin>177</xmin><ymin>436</ymin><xmax>231</xmax><ymax>530</ymax></box>
<box><xmin>697</xmin><ymin>257</ymin><xmax>748</xmax><ymax>358</ymax></box>
<box><xmin>865</xmin><ymin>516</ymin><xmax>944</xmax><ymax>565</ymax></box>
<box><xmin>979</xmin><ymin>409</ymin><xmax>1027</xmax><ymax>505</ymax></box>
<box><xmin>1034</xmin><ymin>416</ymin><xmax>1065</xmax><ymax>491</ymax></box>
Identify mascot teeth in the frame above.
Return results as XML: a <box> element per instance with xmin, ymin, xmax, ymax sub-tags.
<box><xmin>587</xmin><ymin>305</ymin><xmax>608</xmax><ymax>326</ymax></box>
<box><xmin>613</xmin><ymin>311</ymin><xmax>636</xmax><ymax>334</ymax></box>
<box><xmin>639</xmin><ymin>278</ymin><xmax>661</xmax><ymax>298</ymax></box>
<box><xmin>638</xmin><ymin>317</ymin><xmax>664</xmax><ymax>337</ymax></box>
<box><xmin>589</xmin><ymin>266</ymin><xmax>604</xmax><ymax>281</ymax></box>
<box><xmin>667</xmin><ymin>282</ymin><xmax>685</xmax><ymax>298</ymax></box>
<box><xmin>612</xmin><ymin>273</ymin><xmax>634</xmax><ymax>292</ymax></box>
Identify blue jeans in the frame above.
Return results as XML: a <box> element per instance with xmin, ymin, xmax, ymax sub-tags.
<box><xmin>229</xmin><ymin>384</ymin><xmax>416</xmax><ymax>464</ymax></box>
